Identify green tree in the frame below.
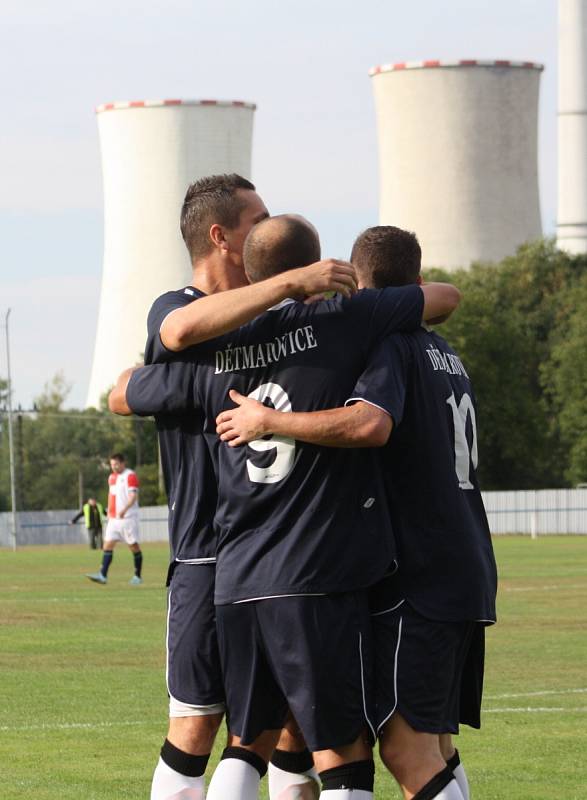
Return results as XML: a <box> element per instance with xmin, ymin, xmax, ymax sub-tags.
<box><xmin>546</xmin><ymin>271</ymin><xmax>587</xmax><ymax>484</ymax></box>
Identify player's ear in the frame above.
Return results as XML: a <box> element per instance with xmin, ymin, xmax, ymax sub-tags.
<box><xmin>209</xmin><ymin>223</ymin><xmax>228</xmax><ymax>251</ymax></box>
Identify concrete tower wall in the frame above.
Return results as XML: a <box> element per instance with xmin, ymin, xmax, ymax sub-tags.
<box><xmin>557</xmin><ymin>0</ymin><xmax>587</xmax><ymax>253</ymax></box>
<box><xmin>86</xmin><ymin>99</ymin><xmax>255</xmax><ymax>407</ymax></box>
<box><xmin>371</xmin><ymin>61</ymin><xmax>543</xmax><ymax>270</ymax></box>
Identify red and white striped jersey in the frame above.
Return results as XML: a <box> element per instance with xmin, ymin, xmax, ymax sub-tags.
<box><xmin>108</xmin><ymin>468</ymin><xmax>140</xmax><ymax>518</ymax></box>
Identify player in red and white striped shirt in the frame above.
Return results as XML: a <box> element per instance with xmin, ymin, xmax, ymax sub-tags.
<box><xmin>86</xmin><ymin>452</ymin><xmax>143</xmax><ymax>585</ymax></box>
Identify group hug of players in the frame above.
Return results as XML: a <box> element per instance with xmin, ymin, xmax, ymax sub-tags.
<box><xmin>109</xmin><ymin>174</ymin><xmax>498</xmax><ymax>800</ymax></box>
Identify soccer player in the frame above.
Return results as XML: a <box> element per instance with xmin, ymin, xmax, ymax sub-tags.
<box><xmin>112</xmin><ymin>214</ymin><xmax>461</xmax><ymax>800</ymax></box>
<box><xmin>216</xmin><ymin>225</ymin><xmax>498</xmax><ymax>800</ymax></box>
<box><xmin>132</xmin><ymin>174</ymin><xmax>361</xmax><ymax>800</ymax></box>
<box><xmin>86</xmin><ymin>453</ymin><xmax>143</xmax><ymax>585</ymax></box>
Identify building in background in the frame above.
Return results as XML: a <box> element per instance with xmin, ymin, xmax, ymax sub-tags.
<box><xmin>557</xmin><ymin>0</ymin><xmax>587</xmax><ymax>254</ymax></box>
<box><xmin>370</xmin><ymin>60</ymin><xmax>543</xmax><ymax>271</ymax></box>
<box><xmin>86</xmin><ymin>99</ymin><xmax>256</xmax><ymax>407</ymax></box>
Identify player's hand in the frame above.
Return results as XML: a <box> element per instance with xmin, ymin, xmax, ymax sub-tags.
<box><xmin>117</xmin><ymin>512</ymin><xmax>125</xmax><ymax>519</ymax></box>
<box><xmin>216</xmin><ymin>389</ymin><xmax>274</xmax><ymax>446</ymax></box>
<box><xmin>289</xmin><ymin>259</ymin><xmax>358</xmax><ymax>299</ymax></box>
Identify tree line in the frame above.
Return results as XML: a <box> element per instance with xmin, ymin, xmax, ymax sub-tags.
<box><xmin>1</xmin><ymin>239</ymin><xmax>586</xmax><ymax>512</ymax></box>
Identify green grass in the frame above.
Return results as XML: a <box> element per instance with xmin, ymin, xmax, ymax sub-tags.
<box><xmin>0</xmin><ymin>537</ymin><xmax>586</xmax><ymax>798</ymax></box>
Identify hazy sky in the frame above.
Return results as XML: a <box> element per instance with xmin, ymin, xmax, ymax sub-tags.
<box><xmin>0</xmin><ymin>0</ymin><xmax>556</xmax><ymax>408</ymax></box>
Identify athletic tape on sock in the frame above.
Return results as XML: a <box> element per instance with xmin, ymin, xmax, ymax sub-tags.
<box><xmin>446</xmin><ymin>749</ymin><xmax>461</xmax><ymax>773</ymax></box>
<box><xmin>270</xmin><ymin>747</ymin><xmax>314</xmax><ymax>774</ymax></box>
<box><xmin>412</xmin><ymin>765</ymin><xmax>456</xmax><ymax>800</ymax></box>
<box><xmin>160</xmin><ymin>739</ymin><xmax>209</xmax><ymax>777</ymax></box>
<box><xmin>320</xmin><ymin>759</ymin><xmax>375</xmax><ymax>792</ymax></box>
<box><xmin>221</xmin><ymin>746</ymin><xmax>268</xmax><ymax>778</ymax></box>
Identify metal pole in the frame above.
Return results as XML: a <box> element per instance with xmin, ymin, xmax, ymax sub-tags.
<box><xmin>4</xmin><ymin>309</ymin><xmax>18</xmax><ymax>551</ymax></box>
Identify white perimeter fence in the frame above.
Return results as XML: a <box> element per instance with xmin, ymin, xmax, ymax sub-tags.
<box><xmin>1</xmin><ymin>490</ymin><xmax>587</xmax><ymax>548</ymax></box>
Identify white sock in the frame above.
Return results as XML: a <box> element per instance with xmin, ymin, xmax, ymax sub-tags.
<box><xmin>150</xmin><ymin>756</ymin><xmax>205</xmax><ymax>800</ymax></box>
<box><xmin>321</xmin><ymin>791</ymin><xmax>373</xmax><ymax>799</ymax></box>
<box><xmin>453</xmin><ymin>763</ymin><xmax>470</xmax><ymax>800</ymax></box>
<box><xmin>268</xmin><ymin>761</ymin><xmax>320</xmax><ymax>799</ymax></box>
<box><xmin>206</xmin><ymin>758</ymin><xmax>261</xmax><ymax>800</ymax></box>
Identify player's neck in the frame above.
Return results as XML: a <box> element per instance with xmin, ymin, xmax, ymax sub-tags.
<box><xmin>191</xmin><ymin>255</ymin><xmax>248</xmax><ymax>295</ymax></box>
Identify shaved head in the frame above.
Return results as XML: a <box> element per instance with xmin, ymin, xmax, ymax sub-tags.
<box><xmin>243</xmin><ymin>214</ymin><xmax>321</xmax><ymax>283</ymax></box>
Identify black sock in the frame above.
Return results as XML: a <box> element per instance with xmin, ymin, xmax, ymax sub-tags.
<box><xmin>133</xmin><ymin>550</ymin><xmax>142</xmax><ymax>577</ymax></box>
<box><xmin>160</xmin><ymin>739</ymin><xmax>209</xmax><ymax>777</ymax></box>
<box><xmin>101</xmin><ymin>550</ymin><xmax>113</xmax><ymax>577</ymax></box>
<box><xmin>271</xmin><ymin>747</ymin><xmax>314</xmax><ymax>774</ymax></box>
<box><xmin>320</xmin><ymin>759</ymin><xmax>375</xmax><ymax>792</ymax></box>
<box><xmin>412</xmin><ymin>765</ymin><xmax>456</xmax><ymax>800</ymax></box>
<box><xmin>221</xmin><ymin>746</ymin><xmax>268</xmax><ymax>778</ymax></box>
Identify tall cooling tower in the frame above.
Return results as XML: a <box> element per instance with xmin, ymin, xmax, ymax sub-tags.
<box><xmin>557</xmin><ymin>0</ymin><xmax>587</xmax><ymax>254</ymax></box>
<box><xmin>370</xmin><ymin>60</ymin><xmax>543</xmax><ymax>270</ymax></box>
<box><xmin>86</xmin><ymin>98</ymin><xmax>256</xmax><ymax>407</ymax></box>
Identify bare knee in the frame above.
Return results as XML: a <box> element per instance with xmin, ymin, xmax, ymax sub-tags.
<box><xmin>312</xmin><ymin>730</ymin><xmax>372</xmax><ymax>773</ymax></box>
<box><xmin>226</xmin><ymin>729</ymin><xmax>281</xmax><ymax>765</ymax></box>
<box><xmin>276</xmin><ymin>713</ymin><xmax>307</xmax><ymax>752</ymax></box>
<box><xmin>168</xmin><ymin>712</ymin><xmax>223</xmax><ymax>755</ymax></box>
<box><xmin>379</xmin><ymin>714</ymin><xmax>445</xmax><ymax>790</ymax></box>
<box><xmin>439</xmin><ymin>733</ymin><xmax>456</xmax><ymax>762</ymax></box>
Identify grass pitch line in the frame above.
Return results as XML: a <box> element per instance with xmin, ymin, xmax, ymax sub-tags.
<box><xmin>0</xmin><ymin>720</ymin><xmax>152</xmax><ymax>733</ymax></box>
<box><xmin>485</xmin><ymin>707</ymin><xmax>587</xmax><ymax>714</ymax></box>
<box><xmin>502</xmin><ymin>583</ymin><xmax>586</xmax><ymax>592</ymax></box>
<box><xmin>485</xmin><ymin>688</ymin><xmax>587</xmax><ymax>700</ymax></box>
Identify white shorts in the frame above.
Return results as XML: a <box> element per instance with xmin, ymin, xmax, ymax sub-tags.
<box><xmin>104</xmin><ymin>517</ymin><xmax>140</xmax><ymax>545</ymax></box>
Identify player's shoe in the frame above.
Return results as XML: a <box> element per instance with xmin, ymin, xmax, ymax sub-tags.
<box><xmin>86</xmin><ymin>572</ymin><xmax>107</xmax><ymax>584</ymax></box>
<box><xmin>129</xmin><ymin>575</ymin><xmax>143</xmax><ymax>585</ymax></box>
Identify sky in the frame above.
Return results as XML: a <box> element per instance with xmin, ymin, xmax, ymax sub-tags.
<box><xmin>0</xmin><ymin>0</ymin><xmax>557</xmax><ymax>408</ymax></box>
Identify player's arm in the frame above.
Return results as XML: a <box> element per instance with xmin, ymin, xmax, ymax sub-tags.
<box><xmin>161</xmin><ymin>259</ymin><xmax>358</xmax><ymax>351</ymax></box>
<box><xmin>117</xmin><ymin>490</ymin><xmax>137</xmax><ymax>519</ymax></box>
<box><xmin>420</xmin><ymin>282</ymin><xmax>460</xmax><ymax>322</ymax></box>
<box><xmin>109</xmin><ymin>368</ymin><xmax>136</xmax><ymax>415</ymax></box>
<box><xmin>112</xmin><ymin>362</ymin><xmax>199</xmax><ymax>417</ymax></box>
<box><xmin>216</xmin><ymin>390</ymin><xmax>391</xmax><ymax>448</ymax></box>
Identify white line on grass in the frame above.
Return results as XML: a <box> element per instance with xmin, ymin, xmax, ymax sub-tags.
<box><xmin>0</xmin><ymin>720</ymin><xmax>151</xmax><ymax>733</ymax></box>
<box><xmin>485</xmin><ymin>707</ymin><xmax>587</xmax><ymax>713</ymax></box>
<box><xmin>485</xmin><ymin>688</ymin><xmax>587</xmax><ymax>700</ymax></box>
<box><xmin>502</xmin><ymin>584</ymin><xmax>586</xmax><ymax>592</ymax></box>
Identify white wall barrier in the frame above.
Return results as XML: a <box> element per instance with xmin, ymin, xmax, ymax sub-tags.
<box><xmin>482</xmin><ymin>488</ymin><xmax>587</xmax><ymax>535</ymax></box>
<box><xmin>1</xmin><ymin>490</ymin><xmax>587</xmax><ymax>547</ymax></box>
<box><xmin>0</xmin><ymin>506</ymin><xmax>169</xmax><ymax>548</ymax></box>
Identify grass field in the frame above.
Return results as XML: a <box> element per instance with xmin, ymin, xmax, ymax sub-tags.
<box><xmin>0</xmin><ymin>536</ymin><xmax>586</xmax><ymax>799</ymax></box>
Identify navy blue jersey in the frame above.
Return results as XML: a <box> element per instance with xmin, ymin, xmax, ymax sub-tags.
<box><xmin>129</xmin><ymin>286</ymin><xmax>424</xmax><ymax>604</ymax></box>
<box><xmin>144</xmin><ymin>286</ymin><xmax>218</xmax><ymax>564</ymax></box>
<box><xmin>350</xmin><ymin>328</ymin><xmax>497</xmax><ymax>623</ymax></box>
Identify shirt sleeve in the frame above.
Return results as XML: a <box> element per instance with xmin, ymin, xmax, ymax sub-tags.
<box><xmin>127</xmin><ymin>472</ymin><xmax>139</xmax><ymax>490</ymax></box>
<box><xmin>346</xmin><ymin>334</ymin><xmax>410</xmax><ymax>428</ymax></box>
<box><xmin>126</xmin><ymin>362</ymin><xmax>199</xmax><ymax>416</ymax></box>
<box><xmin>144</xmin><ymin>290</ymin><xmax>202</xmax><ymax>365</ymax></box>
<box><xmin>368</xmin><ymin>286</ymin><xmax>424</xmax><ymax>346</ymax></box>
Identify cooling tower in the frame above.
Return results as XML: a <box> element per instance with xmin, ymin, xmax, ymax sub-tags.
<box><xmin>557</xmin><ymin>0</ymin><xmax>587</xmax><ymax>254</ymax></box>
<box><xmin>370</xmin><ymin>60</ymin><xmax>543</xmax><ymax>270</ymax></box>
<box><xmin>86</xmin><ymin>98</ymin><xmax>256</xmax><ymax>407</ymax></box>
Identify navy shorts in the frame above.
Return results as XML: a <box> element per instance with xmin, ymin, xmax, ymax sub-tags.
<box><xmin>166</xmin><ymin>563</ymin><xmax>224</xmax><ymax>708</ymax></box>
<box><xmin>215</xmin><ymin>592</ymin><xmax>375</xmax><ymax>752</ymax></box>
<box><xmin>373</xmin><ymin>601</ymin><xmax>485</xmax><ymax>735</ymax></box>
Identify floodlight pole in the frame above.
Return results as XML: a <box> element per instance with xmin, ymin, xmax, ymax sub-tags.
<box><xmin>4</xmin><ymin>309</ymin><xmax>18</xmax><ymax>551</ymax></box>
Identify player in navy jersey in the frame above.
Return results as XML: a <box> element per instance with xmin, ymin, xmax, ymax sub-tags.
<box><xmin>216</xmin><ymin>225</ymin><xmax>497</xmax><ymax>800</ymax></box>
<box><xmin>131</xmin><ymin>174</ymin><xmax>362</xmax><ymax>800</ymax></box>
<box><xmin>111</xmin><ymin>214</ymin><xmax>461</xmax><ymax>800</ymax></box>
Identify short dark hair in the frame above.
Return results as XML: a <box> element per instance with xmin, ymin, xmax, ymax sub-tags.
<box><xmin>244</xmin><ymin>215</ymin><xmax>321</xmax><ymax>283</ymax></box>
<box><xmin>180</xmin><ymin>174</ymin><xmax>256</xmax><ymax>261</ymax></box>
<box><xmin>109</xmin><ymin>453</ymin><xmax>125</xmax><ymax>463</ymax></box>
<box><xmin>350</xmin><ymin>226</ymin><xmax>421</xmax><ymax>288</ymax></box>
